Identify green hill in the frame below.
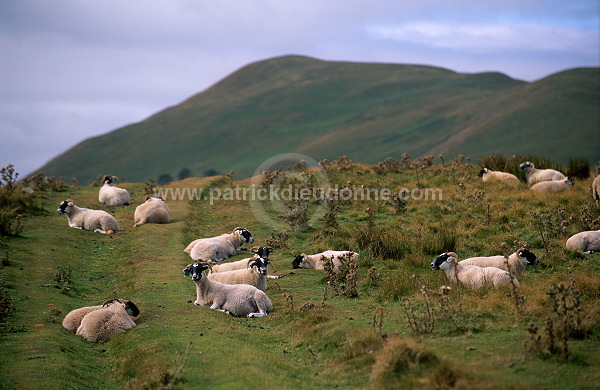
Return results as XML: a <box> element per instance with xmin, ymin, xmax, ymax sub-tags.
<box><xmin>36</xmin><ymin>55</ymin><xmax>600</xmax><ymax>184</ymax></box>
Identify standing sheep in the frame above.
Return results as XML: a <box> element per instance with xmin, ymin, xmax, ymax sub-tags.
<box><xmin>565</xmin><ymin>230</ymin><xmax>600</xmax><ymax>253</ymax></box>
<box><xmin>519</xmin><ymin>161</ymin><xmax>566</xmax><ymax>186</ymax></box>
<box><xmin>72</xmin><ymin>299</ymin><xmax>140</xmax><ymax>343</ymax></box>
<box><xmin>530</xmin><ymin>177</ymin><xmax>575</xmax><ymax>193</ymax></box>
<box><xmin>98</xmin><ymin>175</ymin><xmax>130</xmax><ymax>207</ymax></box>
<box><xmin>57</xmin><ymin>199</ymin><xmax>119</xmax><ymax>234</ymax></box>
<box><xmin>183</xmin><ymin>263</ymin><xmax>272</xmax><ymax>318</ymax></box>
<box><xmin>133</xmin><ymin>196</ymin><xmax>170</xmax><ymax>227</ymax></box>
<box><xmin>478</xmin><ymin>168</ymin><xmax>520</xmax><ymax>184</ymax></box>
<box><xmin>459</xmin><ymin>248</ymin><xmax>539</xmax><ymax>275</ymax></box>
<box><xmin>592</xmin><ymin>175</ymin><xmax>600</xmax><ymax>206</ymax></box>
<box><xmin>291</xmin><ymin>250</ymin><xmax>359</xmax><ymax>270</ymax></box>
<box><xmin>431</xmin><ymin>252</ymin><xmax>519</xmax><ymax>289</ymax></box>
<box><xmin>184</xmin><ymin>227</ymin><xmax>254</xmax><ymax>262</ymax></box>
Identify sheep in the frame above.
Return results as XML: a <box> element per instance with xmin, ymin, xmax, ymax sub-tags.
<box><xmin>477</xmin><ymin>168</ymin><xmax>520</xmax><ymax>184</ymax></box>
<box><xmin>184</xmin><ymin>227</ymin><xmax>254</xmax><ymax>262</ymax></box>
<box><xmin>592</xmin><ymin>175</ymin><xmax>600</xmax><ymax>206</ymax></box>
<box><xmin>183</xmin><ymin>263</ymin><xmax>272</xmax><ymax>318</ymax></box>
<box><xmin>57</xmin><ymin>199</ymin><xmax>119</xmax><ymax>234</ymax></box>
<box><xmin>430</xmin><ymin>252</ymin><xmax>519</xmax><ymax>289</ymax></box>
<box><xmin>208</xmin><ymin>256</ymin><xmax>272</xmax><ymax>291</ymax></box>
<box><xmin>291</xmin><ymin>250</ymin><xmax>359</xmax><ymax>270</ymax></box>
<box><xmin>565</xmin><ymin>230</ymin><xmax>600</xmax><ymax>253</ymax></box>
<box><xmin>519</xmin><ymin>161</ymin><xmax>566</xmax><ymax>186</ymax></box>
<box><xmin>98</xmin><ymin>175</ymin><xmax>130</xmax><ymax>207</ymax></box>
<box><xmin>459</xmin><ymin>248</ymin><xmax>539</xmax><ymax>275</ymax></box>
<box><xmin>72</xmin><ymin>299</ymin><xmax>140</xmax><ymax>343</ymax></box>
<box><xmin>62</xmin><ymin>302</ymin><xmax>117</xmax><ymax>333</ymax></box>
<box><xmin>210</xmin><ymin>246</ymin><xmax>274</xmax><ymax>272</ymax></box>
<box><xmin>133</xmin><ymin>195</ymin><xmax>170</xmax><ymax>227</ymax></box>
<box><xmin>530</xmin><ymin>177</ymin><xmax>575</xmax><ymax>193</ymax></box>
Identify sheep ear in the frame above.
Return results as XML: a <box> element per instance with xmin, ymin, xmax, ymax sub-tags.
<box><xmin>183</xmin><ymin>264</ymin><xmax>192</xmax><ymax>277</ymax></box>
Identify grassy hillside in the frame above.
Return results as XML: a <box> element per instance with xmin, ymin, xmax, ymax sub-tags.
<box><xmin>34</xmin><ymin>56</ymin><xmax>600</xmax><ymax>184</ymax></box>
<box><xmin>1</xmin><ymin>158</ymin><xmax>599</xmax><ymax>389</ymax></box>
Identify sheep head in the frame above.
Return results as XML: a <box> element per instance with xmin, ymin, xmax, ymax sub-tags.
<box><xmin>519</xmin><ymin>161</ymin><xmax>534</xmax><ymax>170</ymax></box>
<box><xmin>431</xmin><ymin>252</ymin><xmax>458</xmax><ymax>270</ymax></box>
<box><xmin>477</xmin><ymin>168</ymin><xmax>488</xmax><ymax>177</ymax></box>
<box><xmin>249</xmin><ymin>257</ymin><xmax>270</xmax><ymax>275</ymax></box>
<box><xmin>291</xmin><ymin>254</ymin><xmax>306</xmax><ymax>269</ymax></box>
<box><xmin>183</xmin><ymin>263</ymin><xmax>210</xmax><ymax>281</ymax></box>
<box><xmin>250</xmin><ymin>246</ymin><xmax>274</xmax><ymax>258</ymax></box>
<box><xmin>57</xmin><ymin>199</ymin><xmax>74</xmax><ymax>215</ymax></box>
<box><xmin>518</xmin><ymin>248</ymin><xmax>540</xmax><ymax>266</ymax></box>
<box><xmin>232</xmin><ymin>227</ymin><xmax>254</xmax><ymax>244</ymax></box>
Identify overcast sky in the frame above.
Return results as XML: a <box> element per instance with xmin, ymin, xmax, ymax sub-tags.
<box><xmin>1</xmin><ymin>0</ymin><xmax>598</xmax><ymax>178</ymax></box>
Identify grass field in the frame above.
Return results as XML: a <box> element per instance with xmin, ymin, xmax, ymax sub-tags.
<box><xmin>1</xmin><ymin>158</ymin><xmax>599</xmax><ymax>389</ymax></box>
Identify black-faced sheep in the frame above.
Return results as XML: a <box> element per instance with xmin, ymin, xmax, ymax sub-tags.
<box><xmin>67</xmin><ymin>299</ymin><xmax>140</xmax><ymax>343</ymax></box>
<box><xmin>183</xmin><ymin>263</ymin><xmax>272</xmax><ymax>318</ymax></box>
<box><xmin>98</xmin><ymin>175</ymin><xmax>130</xmax><ymax>206</ymax></box>
<box><xmin>565</xmin><ymin>230</ymin><xmax>600</xmax><ymax>253</ymax></box>
<box><xmin>458</xmin><ymin>248</ymin><xmax>539</xmax><ymax>275</ymax></box>
<box><xmin>57</xmin><ymin>199</ymin><xmax>119</xmax><ymax>234</ymax></box>
<box><xmin>184</xmin><ymin>227</ymin><xmax>254</xmax><ymax>262</ymax></box>
<box><xmin>519</xmin><ymin>161</ymin><xmax>566</xmax><ymax>186</ymax></box>
<box><xmin>133</xmin><ymin>196</ymin><xmax>170</xmax><ymax>227</ymax></box>
<box><xmin>291</xmin><ymin>250</ymin><xmax>359</xmax><ymax>270</ymax></box>
<box><xmin>478</xmin><ymin>168</ymin><xmax>520</xmax><ymax>184</ymax></box>
<box><xmin>530</xmin><ymin>177</ymin><xmax>575</xmax><ymax>193</ymax></box>
<box><xmin>431</xmin><ymin>252</ymin><xmax>519</xmax><ymax>289</ymax></box>
<box><xmin>207</xmin><ymin>256</ymin><xmax>272</xmax><ymax>291</ymax></box>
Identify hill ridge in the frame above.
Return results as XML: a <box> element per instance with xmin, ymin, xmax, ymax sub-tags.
<box><xmin>36</xmin><ymin>55</ymin><xmax>600</xmax><ymax>184</ymax></box>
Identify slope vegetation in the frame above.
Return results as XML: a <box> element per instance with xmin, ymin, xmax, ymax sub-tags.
<box><xmin>36</xmin><ymin>56</ymin><xmax>599</xmax><ymax>184</ymax></box>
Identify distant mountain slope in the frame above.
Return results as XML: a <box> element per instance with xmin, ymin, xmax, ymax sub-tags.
<box><xmin>37</xmin><ymin>56</ymin><xmax>599</xmax><ymax>184</ymax></box>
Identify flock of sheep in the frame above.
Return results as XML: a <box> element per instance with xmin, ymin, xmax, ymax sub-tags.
<box><xmin>58</xmin><ymin>164</ymin><xmax>600</xmax><ymax>343</ymax></box>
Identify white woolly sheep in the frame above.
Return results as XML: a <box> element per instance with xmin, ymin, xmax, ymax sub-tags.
<box><xmin>291</xmin><ymin>250</ymin><xmax>359</xmax><ymax>270</ymax></box>
<box><xmin>592</xmin><ymin>175</ymin><xmax>600</xmax><ymax>206</ymax></box>
<box><xmin>431</xmin><ymin>252</ymin><xmax>519</xmax><ymax>289</ymax></box>
<box><xmin>133</xmin><ymin>196</ymin><xmax>170</xmax><ymax>227</ymax></box>
<box><xmin>565</xmin><ymin>230</ymin><xmax>600</xmax><ymax>253</ymax></box>
<box><xmin>210</xmin><ymin>246</ymin><xmax>278</xmax><ymax>273</ymax></box>
<box><xmin>477</xmin><ymin>168</ymin><xmax>520</xmax><ymax>184</ymax></box>
<box><xmin>183</xmin><ymin>263</ymin><xmax>272</xmax><ymax>318</ymax></box>
<box><xmin>530</xmin><ymin>177</ymin><xmax>575</xmax><ymax>193</ymax></box>
<box><xmin>459</xmin><ymin>248</ymin><xmax>539</xmax><ymax>275</ymax></box>
<box><xmin>184</xmin><ymin>227</ymin><xmax>254</xmax><ymax>262</ymax></box>
<box><xmin>208</xmin><ymin>256</ymin><xmax>272</xmax><ymax>291</ymax></box>
<box><xmin>62</xmin><ymin>303</ymin><xmax>115</xmax><ymax>333</ymax></box>
<box><xmin>98</xmin><ymin>175</ymin><xmax>130</xmax><ymax>207</ymax></box>
<box><xmin>57</xmin><ymin>199</ymin><xmax>119</xmax><ymax>234</ymax></box>
<box><xmin>73</xmin><ymin>299</ymin><xmax>140</xmax><ymax>343</ymax></box>
<box><xmin>519</xmin><ymin>161</ymin><xmax>566</xmax><ymax>186</ymax></box>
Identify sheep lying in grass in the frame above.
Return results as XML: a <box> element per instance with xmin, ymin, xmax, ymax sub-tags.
<box><xmin>530</xmin><ymin>177</ymin><xmax>575</xmax><ymax>193</ymax></box>
<box><xmin>57</xmin><ymin>199</ymin><xmax>119</xmax><ymax>234</ymax></box>
<box><xmin>64</xmin><ymin>299</ymin><xmax>140</xmax><ymax>343</ymax></box>
<box><xmin>183</xmin><ymin>263</ymin><xmax>272</xmax><ymax>318</ymax></box>
<box><xmin>566</xmin><ymin>230</ymin><xmax>600</xmax><ymax>253</ymax></box>
<box><xmin>459</xmin><ymin>248</ymin><xmax>539</xmax><ymax>275</ymax></box>
<box><xmin>431</xmin><ymin>252</ymin><xmax>519</xmax><ymax>289</ymax></box>
<box><xmin>291</xmin><ymin>250</ymin><xmax>359</xmax><ymax>270</ymax></box>
<box><xmin>133</xmin><ymin>196</ymin><xmax>170</xmax><ymax>227</ymax></box>
<box><xmin>478</xmin><ymin>168</ymin><xmax>520</xmax><ymax>184</ymax></box>
<box><xmin>184</xmin><ymin>227</ymin><xmax>254</xmax><ymax>261</ymax></box>
<box><xmin>62</xmin><ymin>302</ymin><xmax>116</xmax><ymax>333</ymax></box>
<box><xmin>519</xmin><ymin>161</ymin><xmax>565</xmax><ymax>186</ymax></box>
<box><xmin>208</xmin><ymin>256</ymin><xmax>272</xmax><ymax>291</ymax></box>
<box><xmin>592</xmin><ymin>175</ymin><xmax>600</xmax><ymax>206</ymax></box>
<box><xmin>210</xmin><ymin>246</ymin><xmax>280</xmax><ymax>277</ymax></box>
<box><xmin>98</xmin><ymin>175</ymin><xmax>130</xmax><ymax>206</ymax></box>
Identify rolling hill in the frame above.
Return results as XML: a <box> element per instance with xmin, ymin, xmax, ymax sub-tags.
<box><xmin>36</xmin><ymin>55</ymin><xmax>600</xmax><ymax>184</ymax></box>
